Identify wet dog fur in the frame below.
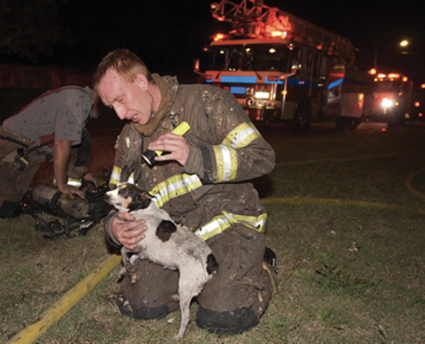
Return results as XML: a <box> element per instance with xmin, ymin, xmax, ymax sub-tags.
<box><xmin>105</xmin><ymin>183</ymin><xmax>219</xmax><ymax>340</ymax></box>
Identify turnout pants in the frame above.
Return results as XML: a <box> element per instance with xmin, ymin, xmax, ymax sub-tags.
<box><xmin>116</xmin><ymin>224</ymin><xmax>277</xmax><ymax>334</ymax></box>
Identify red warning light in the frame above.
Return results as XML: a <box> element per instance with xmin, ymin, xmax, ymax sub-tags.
<box><xmin>213</xmin><ymin>33</ymin><xmax>225</xmax><ymax>41</ymax></box>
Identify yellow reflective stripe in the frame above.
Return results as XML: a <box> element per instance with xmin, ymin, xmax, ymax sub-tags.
<box><xmin>221</xmin><ymin>122</ymin><xmax>261</xmax><ymax>148</ymax></box>
<box><xmin>67</xmin><ymin>178</ymin><xmax>82</xmax><ymax>187</ymax></box>
<box><xmin>110</xmin><ymin>166</ymin><xmax>121</xmax><ymax>185</ymax></box>
<box><xmin>194</xmin><ymin>211</ymin><xmax>267</xmax><ymax>241</ymax></box>
<box><xmin>109</xmin><ymin>165</ymin><xmax>134</xmax><ymax>185</ymax></box>
<box><xmin>151</xmin><ymin>173</ymin><xmax>202</xmax><ymax>208</ymax></box>
<box><xmin>53</xmin><ymin>178</ymin><xmax>82</xmax><ymax>187</ymax></box>
<box><xmin>213</xmin><ymin>145</ymin><xmax>238</xmax><ymax>182</ymax></box>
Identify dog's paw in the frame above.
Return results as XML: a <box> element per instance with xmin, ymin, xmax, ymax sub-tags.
<box><xmin>131</xmin><ymin>273</ymin><xmax>138</xmax><ymax>284</ymax></box>
<box><xmin>117</xmin><ymin>267</ymin><xmax>128</xmax><ymax>281</ymax></box>
<box><xmin>173</xmin><ymin>333</ymin><xmax>183</xmax><ymax>341</ymax></box>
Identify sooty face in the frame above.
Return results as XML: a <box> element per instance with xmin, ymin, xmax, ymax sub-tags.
<box><xmin>105</xmin><ymin>183</ymin><xmax>153</xmax><ymax>212</ymax></box>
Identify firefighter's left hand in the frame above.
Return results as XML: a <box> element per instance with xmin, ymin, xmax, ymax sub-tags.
<box><xmin>83</xmin><ymin>172</ymin><xmax>98</xmax><ymax>188</ymax></box>
<box><xmin>58</xmin><ymin>184</ymin><xmax>85</xmax><ymax>199</ymax></box>
<box><xmin>148</xmin><ymin>133</ymin><xmax>190</xmax><ymax>166</ymax></box>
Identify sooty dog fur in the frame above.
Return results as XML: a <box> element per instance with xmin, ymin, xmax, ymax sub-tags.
<box><xmin>105</xmin><ymin>183</ymin><xmax>219</xmax><ymax>340</ymax></box>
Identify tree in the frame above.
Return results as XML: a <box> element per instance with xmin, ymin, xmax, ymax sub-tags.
<box><xmin>0</xmin><ymin>0</ymin><xmax>64</xmax><ymax>63</ymax></box>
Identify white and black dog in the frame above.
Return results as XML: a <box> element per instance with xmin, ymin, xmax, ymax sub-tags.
<box><xmin>105</xmin><ymin>183</ymin><xmax>219</xmax><ymax>340</ymax></box>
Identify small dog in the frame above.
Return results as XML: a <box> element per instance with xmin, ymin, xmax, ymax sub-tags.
<box><xmin>105</xmin><ymin>183</ymin><xmax>219</xmax><ymax>340</ymax></box>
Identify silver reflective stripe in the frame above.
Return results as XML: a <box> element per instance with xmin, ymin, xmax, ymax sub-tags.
<box><xmin>195</xmin><ymin>211</ymin><xmax>267</xmax><ymax>241</ymax></box>
<box><xmin>230</xmin><ymin>125</ymin><xmax>259</xmax><ymax>148</ymax></box>
<box><xmin>219</xmin><ymin>145</ymin><xmax>232</xmax><ymax>182</ymax></box>
<box><xmin>152</xmin><ymin>174</ymin><xmax>202</xmax><ymax>207</ymax></box>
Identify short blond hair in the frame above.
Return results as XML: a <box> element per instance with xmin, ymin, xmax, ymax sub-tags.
<box><xmin>93</xmin><ymin>49</ymin><xmax>153</xmax><ymax>89</ymax></box>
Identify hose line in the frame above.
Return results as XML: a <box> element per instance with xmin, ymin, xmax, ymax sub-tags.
<box><xmin>7</xmin><ymin>254</ymin><xmax>122</xmax><ymax>344</ymax></box>
<box><xmin>405</xmin><ymin>168</ymin><xmax>425</xmax><ymax>200</ymax></box>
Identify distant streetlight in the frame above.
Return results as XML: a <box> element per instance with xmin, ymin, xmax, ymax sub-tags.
<box><xmin>374</xmin><ymin>39</ymin><xmax>409</xmax><ymax>69</ymax></box>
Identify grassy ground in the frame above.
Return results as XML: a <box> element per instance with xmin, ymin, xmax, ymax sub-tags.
<box><xmin>1</xmin><ymin>122</ymin><xmax>425</xmax><ymax>343</ymax></box>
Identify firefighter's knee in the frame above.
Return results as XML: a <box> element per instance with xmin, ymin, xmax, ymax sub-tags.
<box><xmin>116</xmin><ymin>259</ymin><xmax>180</xmax><ymax>320</ymax></box>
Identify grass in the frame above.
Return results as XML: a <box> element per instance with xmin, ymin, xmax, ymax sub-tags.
<box><xmin>1</xmin><ymin>122</ymin><xmax>425</xmax><ymax>343</ymax></box>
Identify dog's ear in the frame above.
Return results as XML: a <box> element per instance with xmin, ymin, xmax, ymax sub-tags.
<box><xmin>140</xmin><ymin>199</ymin><xmax>152</xmax><ymax>209</ymax></box>
<box><xmin>120</xmin><ymin>165</ymin><xmax>132</xmax><ymax>183</ymax></box>
<box><xmin>126</xmin><ymin>189</ymin><xmax>153</xmax><ymax>211</ymax></box>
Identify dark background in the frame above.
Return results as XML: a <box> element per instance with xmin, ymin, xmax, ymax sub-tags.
<box><xmin>1</xmin><ymin>0</ymin><xmax>424</xmax><ymax>81</ymax></box>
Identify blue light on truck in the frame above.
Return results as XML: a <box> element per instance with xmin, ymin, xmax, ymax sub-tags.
<box><xmin>220</xmin><ymin>76</ymin><xmax>257</xmax><ymax>83</ymax></box>
<box><xmin>230</xmin><ymin>86</ymin><xmax>247</xmax><ymax>94</ymax></box>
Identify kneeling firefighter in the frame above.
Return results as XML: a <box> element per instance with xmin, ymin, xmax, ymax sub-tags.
<box><xmin>94</xmin><ymin>49</ymin><xmax>278</xmax><ymax>335</ymax></box>
<box><xmin>0</xmin><ymin>86</ymin><xmax>101</xmax><ymax>218</ymax></box>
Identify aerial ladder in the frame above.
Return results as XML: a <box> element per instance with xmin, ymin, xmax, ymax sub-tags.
<box><xmin>210</xmin><ymin>0</ymin><xmax>355</xmax><ymax>65</ymax></box>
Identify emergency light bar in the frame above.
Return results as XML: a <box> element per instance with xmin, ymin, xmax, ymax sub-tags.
<box><xmin>372</xmin><ymin>71</ymin><xmax>408</xmax><ymax>82</ymax></box>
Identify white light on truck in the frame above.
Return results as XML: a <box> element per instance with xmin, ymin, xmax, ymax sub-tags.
<box><xmin>381</xmin><ymin>98</ymin><xmax>394</xmax><ymax>109</ymax></box>
<box><xmin>255</xmin><ymin>91</ymin><xmax>270</xmax><ymax>99</ymax></box>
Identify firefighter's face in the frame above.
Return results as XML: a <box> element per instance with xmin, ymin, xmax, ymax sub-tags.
<box><xmin>97</xmin><ymin>68</ymin><xmax>154</xmax><ymax>125</ymax></box>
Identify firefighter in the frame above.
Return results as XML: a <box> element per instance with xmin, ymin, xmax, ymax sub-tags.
<box><xmin>93</xmin><ymin>49</ymin><xmax>277</xmax><ymax>334</ymax></box>
<box><xmin>0</xmin><ymin>86</ymin><xmax>100</xmax><ymax>218</ymax></box>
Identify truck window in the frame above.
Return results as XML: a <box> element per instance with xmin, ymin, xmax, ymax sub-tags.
<box><xmin>208</xmin><ymin>45</ymin><xmax>243</xmax><ymax>70</ymax></box>
<box><xmin>289</xmin><ymin>46</ymin><xmax>301</xmax><ymax>72</ymax></box>
<box><xmin>314</xmin><ymin>52</ymin><xmax>321</xmax><ymax>78</ymax></box>
<box><xmin>306</xmin><ymin>50</ymin><xmax>313</xmax><ymax>76</ymax></box>
<box><xmin>241</xmin><ymin>43</ymin><xmax>288</xmax><ymax>71</ymax></box>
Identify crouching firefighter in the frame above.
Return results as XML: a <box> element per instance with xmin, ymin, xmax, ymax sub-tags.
<box><xmin>94</xmin><ymin>49</ymin><xmax>278</xmax><ymax>335</ymax></box>
<box><xmin>0</xmin><ymin>86</ymin><xmax>101</xmax><ymax>218</ymax></box>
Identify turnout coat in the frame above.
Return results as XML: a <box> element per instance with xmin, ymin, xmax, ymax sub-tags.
<box><xmin>105</xmin><ymin>74</ymin><xmax>275</xmax><ymax>245</ymax></box>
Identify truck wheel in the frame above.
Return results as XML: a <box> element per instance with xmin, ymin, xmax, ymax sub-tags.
<box><xmin>287</xmin><ymin>103</ymin><xmax>311</xmax><ymax>134</ymax></box>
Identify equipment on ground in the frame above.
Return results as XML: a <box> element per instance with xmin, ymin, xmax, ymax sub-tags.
<box><xmin>22</xmin><ymin>182</ymin><xmax>112</xmax><ymax>240</ymax></box>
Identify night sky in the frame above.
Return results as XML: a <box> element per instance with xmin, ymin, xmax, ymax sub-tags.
<box><xmin>2</xmin><ymin>0</ymin><xmax>425</xmax><ymax>82</ymax></box>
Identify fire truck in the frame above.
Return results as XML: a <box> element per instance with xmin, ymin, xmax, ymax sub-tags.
<box><xmin>194</xmin><ymin>0</ymin><xmax>373</xmax><ymax>133</ymax></box>
<box><xmin>363</xmin><ymin>69</ymin><xmax>413</xmax><ymax>126</ymax></box>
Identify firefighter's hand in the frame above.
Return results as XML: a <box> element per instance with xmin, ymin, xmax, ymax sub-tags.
<box><xmin>83</xmin><ymin>172</ymin><xmax>98</xmax><ymax>189</ymax></box>
<box><xmin>58</xmin><ymin>184</ymin><xmax>85</xmax><ymax>199</ymax></box>
<box><xmin>112</xmin><ymin>212</ymin><xmax>147</xmax><ymax>250</ymax></box>
<box><xmin>148</xmin><ymin>133</ymin><xmax>190</xmax><ymax>166</ymax></box>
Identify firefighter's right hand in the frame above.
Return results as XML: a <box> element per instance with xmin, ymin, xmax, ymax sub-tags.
<box><xmin>58</xmin><ymin>184</ymin><xmax>85</xmax><ymax>199</ymax></box>
<box><xmin>112</xmin><ymin>213</ymin><xmax>147</xmax><ymax>250</ymax></box>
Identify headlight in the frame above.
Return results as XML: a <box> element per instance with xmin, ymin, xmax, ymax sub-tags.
<box><xmin>255</xmin><ymin>91</ymin><xmax>270</xmax><ymax>99</ymax></box>
<box><xmin>381</xmin><ymin>98</ymin><xmax>394</xmax><ymax>109</ymax></box>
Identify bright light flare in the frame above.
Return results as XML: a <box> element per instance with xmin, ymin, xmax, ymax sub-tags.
<box><xmin>255</xmin><ymin>91</ymin><xmax>270</xmax><ymax>99</ymax></box>
<box><xmin>381</xmin><ymin>98</ymin><xmax>394</xmax><ymax>109</ymax></box>
<box><xmin>271</xmin><ymin>31</ymin><xmax>287</xmax><ymax>38</ymax></box>
<box><xmin>214</xmin><ymin>34</ymin><xmax>224</xmax><ymax>41</ymax></box>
